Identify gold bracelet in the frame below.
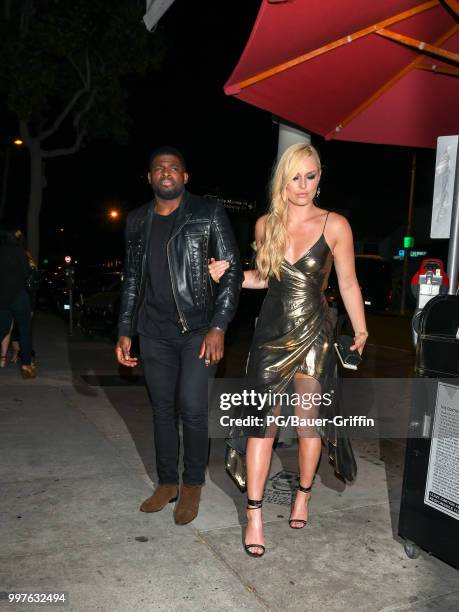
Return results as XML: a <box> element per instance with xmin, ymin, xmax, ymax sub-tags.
<box><xmin>354</xmin><ymin>331</ymin><xmax>368</xmax><ymax>338</ymax></box>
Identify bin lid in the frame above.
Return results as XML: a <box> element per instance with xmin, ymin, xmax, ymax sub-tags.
<box><xmin>418</xmin><ymin>294</ymin><xmax>459</xmax><ymax>338</ymax></box>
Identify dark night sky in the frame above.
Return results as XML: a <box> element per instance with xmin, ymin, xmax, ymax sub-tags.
<box><xmin>4</xmin><ymin>0</ymin><xmax>441</xmax><ymax>263</ymax></box>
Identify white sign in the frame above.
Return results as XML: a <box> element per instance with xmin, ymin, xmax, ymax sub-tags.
<box><xmin>431</xmin><ymin>136</ymin><xmax>459</xmax><ymax>239</ymax></box>
<box><xmin>424</xmin><ymin>382</ymin><xmax>459</xmax><ymax>520</ymax></box>
<box><xmin>143</xmin><ymin>0</ymin><xmax>175</xmax><ymax>31</ymax></box>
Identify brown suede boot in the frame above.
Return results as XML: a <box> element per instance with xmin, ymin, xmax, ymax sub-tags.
<box><xmin>140</xmin><ymin>484</ymin><xmax>178</xmax><ymax>513</ymax></box>
<box><xmin>174</xmin><ymin>484</ymin><xmax>202</xmax><ymax>525</ymax></box>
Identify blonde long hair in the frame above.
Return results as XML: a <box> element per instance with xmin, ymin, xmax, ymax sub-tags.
<box><xmin>256</xmin><ymin>143</ymin><xmax>321</xmax><ymax>280</ymax></box>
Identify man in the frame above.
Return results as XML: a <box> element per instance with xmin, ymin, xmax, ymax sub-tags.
<box><xmin>116</xmin><ymin>146</ymin><xmax>242</xmax><ymax>525</ymax></box>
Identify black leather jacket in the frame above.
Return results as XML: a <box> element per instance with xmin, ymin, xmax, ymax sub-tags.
<box><xmin>118</xmin><ymin>192</ymin><xmax>243</xmax><ymax>337</ymax></box>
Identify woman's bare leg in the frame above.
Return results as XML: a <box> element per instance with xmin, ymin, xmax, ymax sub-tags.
<box><xmin>11</xmin><ymin>339</ymin><xmax>20</xmax><ymax>361</ymax></box>
<box><xmin>245</xmin><ymin>436</ymin><xmax>275</xmax><ymax>554</ymax></box>
<box><xmin>290</xmin><ymin>374</ymin><xmax>322</xmax><ymax>527</ymax></box>
<box><xmin>1</xmin><ymin>322</ymin><xmax>13</xmax><ymax>366</ymax></box>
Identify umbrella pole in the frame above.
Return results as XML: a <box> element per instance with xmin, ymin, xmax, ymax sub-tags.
<box><xmin>276</xmin><ymin>121</ymin><xmax>311</xmax><ymax>158</ymax></box>
<box><xmin>446</xmin><ymin>154</ymin><xmax>459</xmax><ymax>295</ymax></box>
<box><xmin>400</xmin><ymin>153</ymin><xmax>417</xmax><ymax>315</ymax></box>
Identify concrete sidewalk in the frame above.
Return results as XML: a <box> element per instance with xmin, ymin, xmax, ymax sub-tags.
<box><xmin>0</xmin><ymin>313</ymin><xmax>457</xmax><ymax>612</ymax></box>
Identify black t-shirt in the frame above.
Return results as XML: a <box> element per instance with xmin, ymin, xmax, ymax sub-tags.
<box><xmin>137</xmin><ymin>207</ymin><xmax>183</xmax><ymax>338</ymax></box>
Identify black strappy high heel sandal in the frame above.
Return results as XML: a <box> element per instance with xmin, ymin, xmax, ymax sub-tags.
<box><xmin>244</xmin><ymin>499</ymin><xmax>266</xmax><ymax>558</ymax></box>
<box><xmin>289</xmin><ymin>484</ymin><xmax>312</xmax><ymax>529</ymax></box>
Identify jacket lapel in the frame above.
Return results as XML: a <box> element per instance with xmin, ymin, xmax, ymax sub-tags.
<box><xmin>169</xmin><ymin>191</ymin><xmax>192</xmax><ymax>241</ymax></box>
<box><xmin>142</xmin><ymin>203</ymin><xmax>154</xmax><ymax>248</ymax></box>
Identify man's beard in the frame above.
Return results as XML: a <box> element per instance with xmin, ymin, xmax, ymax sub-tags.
<box><xmin>152</xmin><ymin>183</ymin><xmax>185</xmax><ymax>201</ymax></box>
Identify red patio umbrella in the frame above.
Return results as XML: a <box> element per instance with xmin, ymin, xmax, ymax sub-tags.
<box><xmin>224</xmin><ymin>0</ymin><xmax>459</xmax><ymax>149</ymax></box>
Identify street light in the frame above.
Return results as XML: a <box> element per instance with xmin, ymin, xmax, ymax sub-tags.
<box><xmin>109</xmin><ymin>209</ymin><xmax>120</xmax><ymax>220</ymax></box>
<box><xmin>13</xmin><ymin>139</ymin><xmax>23</xmax><ymax>146</ymax></box>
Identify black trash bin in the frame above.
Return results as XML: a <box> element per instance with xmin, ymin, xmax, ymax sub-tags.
<box><xmin>398</xmin><ymin>294</ymin><xmax>459</xmax><ymax>566</ymax></box>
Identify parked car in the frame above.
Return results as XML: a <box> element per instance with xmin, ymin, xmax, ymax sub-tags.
<box><xmin>77</xmin><ymin>273</ymin><xmax>122</xmax><ymax>339</ymax></box>
<box><xmin>36</xmin><ymin>270</ymin><xmax>80</xmax><ymax>315</ymax></box>
<box><xmin>355</xmin><ymin>255</ymin><xmax>392</xmax><ymax>311</ymax></box>
<box><xmin>38</xmin><ymin>267</ymin><xmax>122</xmax><ymax>319</ymax></box>
<box><xmin>327</xmin><ymin>254</ymin><xmax>392</xmax><ymax>314</ymax></box>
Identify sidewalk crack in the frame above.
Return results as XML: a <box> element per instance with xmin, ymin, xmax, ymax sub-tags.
<box><xmin>194</xmin><ymin>528</ymin><xmax>272</xmax><ymax>611</ymax></box>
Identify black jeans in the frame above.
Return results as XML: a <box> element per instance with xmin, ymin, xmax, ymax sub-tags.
<box><xmin>140</xmin><ymin>332</ymin><xmax>216</xmax><ymax>485</ymax></box>
<box><xmin>0</xmin><ymin>288</ymin><xmax>33</xmax><ymax>365</ymax></box>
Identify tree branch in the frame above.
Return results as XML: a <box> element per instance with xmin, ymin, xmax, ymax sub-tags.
<box><xmin>69</xmin><ymin>58</ymin><xmax>86</xmax><ymax>87</ymax></box>
<box><xmin>73</xmin><ymin>88</ymin><xmax>97</xmax><ymax>130</ymax></box>
<box><xmin>70</xmin><ymin>49</ymin><xmax>91</xmax><ymax>88</ymax></box>
<box><xmin>42</xmin><ymin>129</ymin><xmax>86</xmax><ymax>159</ymax></box>
<box><xmin>40</xmin><ymin>86</ymin><xmax>87</xmax><ymax>142</ymax></box>
<box><xmin>40</xmin><ymin>49</ymin><xmax>93</xmax><ymax>142</ymax></box>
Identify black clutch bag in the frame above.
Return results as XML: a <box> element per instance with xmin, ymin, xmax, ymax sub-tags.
<box><xmin>334</xmin><ymin>335</ymin><xmax>362</xmax><ymax>370</ymax></box>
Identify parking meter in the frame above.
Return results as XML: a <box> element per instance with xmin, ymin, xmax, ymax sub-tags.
<box><xmin>64</xmin><ymin>265</ymin><xmax>75</xmax><ymax>289</ymax></box>
<box><xmin>410</xmin><ymin>259</ymin><xmax>448</xmax><ymax>346</ymax></box>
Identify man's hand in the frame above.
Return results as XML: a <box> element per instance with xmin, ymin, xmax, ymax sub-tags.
<box><xmin>115</xmin><ymin>336</ymin><xmax>138</xmax><ymax>367</ymax></box>
<box><xmin>199</xmin><ymin>327</ymin><xmax>224</xmax><ymax>366</ymax></box>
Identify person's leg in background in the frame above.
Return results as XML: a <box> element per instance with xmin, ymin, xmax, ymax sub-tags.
<box><xmin>10</xmin><ymin>320</ymin><xmax>21</xmax><ymax>363</ymax></box>
<box><xmin>9</xmin><ymin>289</ymin><xmax>34</xmax><ymax>378</ymax></box>
<box><xmin>139</xmin><ymin>334</ymin><xmax>181</xmax><ymax>512</ymax></box>
<box><xmin>0</xmin><ymin>319</ymin><xmax>13</xmax><ymax>367</ymax></box>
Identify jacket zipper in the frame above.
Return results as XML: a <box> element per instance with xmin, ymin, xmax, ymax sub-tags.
<box><xmin>208</xmin><ymin>268</ymin><xmax>213</xmax><ymax>296</ymax></box>
<box><xmin>138</xmin><ymin>211</ymin><xmax>152</xmax><ymax>306</ymax></box>
<box><xmin>167</xmin><ymin>214</ymin><xmax>192</xmax><ymax>333</ymax></box>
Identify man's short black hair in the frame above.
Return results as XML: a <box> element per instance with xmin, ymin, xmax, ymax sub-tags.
<box><xmin>148</xmin><ymin>146</ymin><xmax>186</xmax><ymax>170</ymax></box>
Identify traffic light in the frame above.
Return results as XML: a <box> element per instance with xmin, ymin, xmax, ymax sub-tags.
<box><xmin>404</xmin><ymin>236</ymin><xmax>415</xmax><ymax>248</ymax></box>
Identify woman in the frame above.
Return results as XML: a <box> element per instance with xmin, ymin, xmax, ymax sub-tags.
<box><xmin>1</xmin><ymin>248</ymin><xmax>38</xmax><ymax>366</ymax></box>
<box><xmin>0</xmin><ymin>226</ymin><xmax>36</xmax><ymax>379</ymax></box>
<box><xmin>209</xmin><ymin>143</ymin><xmax>367</xmax><ymax>557</ymax></box>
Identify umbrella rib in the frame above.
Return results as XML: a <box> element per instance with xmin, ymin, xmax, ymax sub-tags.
<box><xmin>416</xmin><ymin>62</ymin><xmax>459</xmax><ymax>76</ymax></box>
<box><xmin>376</xmin><ymin>28</ymin><xmax>459</xmax><ymax>64</ymax></box>
<box><xmin>230</xmin><ymin>0</ymin><xmax>439</xmax><ymax>93</ymax></box>
<box><xmin>443</xmin><ymin>0</ymin><xmax>459</xmax><ymax>17</ymax></box>
<box><xmin>326</xmin><ymin>24</ymin><xmax>459</xmax><ymax>140</ymax></box>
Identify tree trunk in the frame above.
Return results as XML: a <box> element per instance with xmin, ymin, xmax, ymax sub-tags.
<box><xmin>26</xmin><ymin>139</ymin><xmax>43</xmax><ymax>261</ymax></box>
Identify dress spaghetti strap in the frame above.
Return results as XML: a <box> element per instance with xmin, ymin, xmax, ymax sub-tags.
<box><xmin>322</xmin><ymin>211</ymin><xmax>330</xmax><ymax>233</ymax></box>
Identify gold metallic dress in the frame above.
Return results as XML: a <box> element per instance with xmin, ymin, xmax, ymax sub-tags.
<box><xmin>231</xmin><ymin>222</ymin><xmax>357</xmax><ymax>483</ymax></box>
<box><xmin>247</xmin><ymin>232</ymin><xmax>335</xmax><ymax>393</ymax></box>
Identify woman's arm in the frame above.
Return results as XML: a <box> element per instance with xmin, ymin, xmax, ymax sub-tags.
<box><xmin>329</xmin><ymin>214</ymin><xmax>368</xmax><ymax>353</ymax></box>
<box><xmin>208</xmin><ymin>261</ymin><xmax>268</xmax><ymax>289</ymax></box>
<box><xmin>243</xmin><ymin>269</ymin><xmax>268</xmax><ymax>289</ymax></box>
<box><xmin>243</xmin><ymin>215</ymin><xmax>268</xmax><ymax>288</ymax></box>
<box><xmin>208</xmin><ymin>214</ymin><xmax>269</xmax><ymax>289</ymax></box>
